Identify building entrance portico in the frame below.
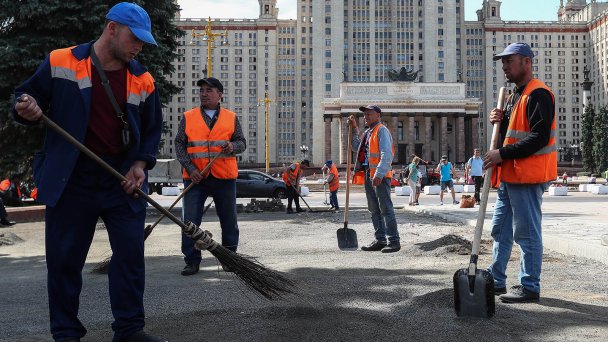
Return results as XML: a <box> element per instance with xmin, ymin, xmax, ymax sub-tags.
<box><xmin>322</xmin><ymin>82</ymin><xmax>481</xmax><ymax>167</ymax></box>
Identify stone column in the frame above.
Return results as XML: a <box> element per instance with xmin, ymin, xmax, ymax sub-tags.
<box><xmin>324</xmin><ymin>116</ymin><xmax>332</xmax><ymax>162</ymax></box>
<box><xmin>471</xmin><ymin>116</ymin><xmax>480</xmax><ymax>151</ymax></box>
<box><xmin>424</xmin><ymin>115</ymin><xmax>432</xmax><ymax>161</ymax></box>
<box><xmin>331</xmin><ymin>117</ymin><xmax>341</xmax><ymax>163</ymax></box>
<box><xmin>440</xmin><ymin>114</ymin><xmax>448</xmax><ymax>158</ymax></box>
<box><xmin>457</xmin><ymin>114</ymin><xmax>465</xmax><ymax>163</ymax></box>
<box><xmin>391</xmin><ymin>114</ymin><xmax>399</xmax><ymax>163</ymax></box>
<box><xmin>357</xmin><ymin>114</ymin><xmax>364</xmax><ymax>133</ymax></box>
<box><xmin>341</xmin><ymin>115</ymin><xmax>349</xmax><ymax>165</ymax></box>
<box><xmin>408</xmin><ymin>115</ymin><xmax>415</xmax><ymax>159</ymax></box>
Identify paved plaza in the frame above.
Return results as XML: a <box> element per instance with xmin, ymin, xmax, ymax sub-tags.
<box><xmin>1</xmin><ymin>187</ymin><xmax>607</xmax><ymax>341</ymax></box>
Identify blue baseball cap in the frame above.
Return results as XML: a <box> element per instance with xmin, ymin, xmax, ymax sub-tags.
<box><xmin>325</xmin><ymin>160</ymin><xmax>333</xmax><ymax>166</ymax></box>
<box><xmin>493</xmin><ymin>42</ymin><xmax>533</xmax><ymax>61</ymax></box>
<box><xmin>359</xmin><ymin>105</ymin><xmax>382</xmax><ymax>114</ymax></box>
<box><xmin>106</xmin><ymin>2</ymin><xmax>157</xmax><ymax>46</ymax></box>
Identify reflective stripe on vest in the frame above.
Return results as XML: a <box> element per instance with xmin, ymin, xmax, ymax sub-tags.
<box><xmin>283</xmin><ymin>163</ymin><xmax>301</xmax><ymax>187</ymax></box>
<box><xmin>49</xmin><ymin>47</ymin><xmax>156</xmax><ymax>104</ymax></box>
<box><xmin>368</xmin><ymin>124</ymin><xmax>394</xmax><ymax>178</ymax></box>
<box><xmin>500</xmin><ymin>79</ymin><xmax>557</xmax><ymax>184</ymax></box>
<box><xmin>328</xmin><ymin>164</ymin><xmax>340</xmax><ymax>192</ymax></box>
<box><xmin>182</xmin><ymin>107</ymin><xmax>238</xmax><ymax>180</ymax></box>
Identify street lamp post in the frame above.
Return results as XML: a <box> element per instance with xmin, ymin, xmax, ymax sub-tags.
<box><xmin>190</xmin><ymin>17</ymin><xmax>228</xmax><ymax>78</ymax></box>
<box><xmin>300</xmin><ymin>145</ymin><xmax>309</xmax><ymax>160</ymax></box>
<box><xmin>570</xmin><ymin>143</ymin><xmax>579</xmax><ymax>167</ymax></box>
<box><xmin>258</xmin><ymin>92</ymin><xmax>272</xmax><ymax>173</ymax></box>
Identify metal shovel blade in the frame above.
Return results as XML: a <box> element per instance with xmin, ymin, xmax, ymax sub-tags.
<box><xmin>337</xmin><ymin>225</ymin><xmax>358</xmax><ymax>250</ymax></box>
<box><xmin>453</xmin><ymin>268</ymin><xmax>495</xmax><ymax>318</ymax></box>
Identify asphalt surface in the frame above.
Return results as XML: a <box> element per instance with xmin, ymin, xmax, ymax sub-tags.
<box><xmin>1</xmin><ymin>204</ymin><xmax>608</xmax><ymax>341</ymax></box>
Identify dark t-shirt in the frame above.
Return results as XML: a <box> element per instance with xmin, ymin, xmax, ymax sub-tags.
<box><xmin>85</xmin><ymin>66</ymin><xmax>127</xmax><ymax>155</ymax></box>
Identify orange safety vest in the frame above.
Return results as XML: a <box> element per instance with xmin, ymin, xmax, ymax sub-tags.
<box><xmin>182</xmin><ymin>107</ymin><xmax>238</xmax><ymax>180</ymax></box>
<box><xmin>494</xmin><ymin>79</ymin><xmax>557</xmax><ymax>186</ymax></box>
<box><xmin>328</xmin><ymin>164</ymin><xmax>340</xmax><ymax>192</ymax></box>
<box><xmin>283</xmin><ymin>163</ymin><xmax>301</xmax><ymax>187</ymax></box>
<box><xmin>352</xmin><ymin>123</ymin><xmax>394</xmax><ymax>184</ymax></box>
<box><xmin>30</xmin><ymin>187</ymin><xmax>38</xmax><ymax>200</ymax></box>
<box><xmin>0</xmin><ymin>179</ymin><xmax>21</xmax><ymax>197</ymax></box>
<box><xmin>0</xmin><ymin>179</ymin><xmax>8</xmax><ymax>191</ymax></box>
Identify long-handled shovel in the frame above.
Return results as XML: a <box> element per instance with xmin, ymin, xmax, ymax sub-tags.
<box><xmin>453</xmin><ymin>86</ymin><xmax>507</xmax><ymax>318</ymax></box>
<box><xmin>336</xmin><ymin>123</ymin><xmax>358</xmax><ymax>250</ymax></box>
<box><xmin>37</xmin><ymin>112</ymin><xmax>295</xmax><ymax>299</ymax></box>
<box><xmin>91</xmin><ymin>151</ymin><xmax>220</xmax><ymax>274</ymax></box>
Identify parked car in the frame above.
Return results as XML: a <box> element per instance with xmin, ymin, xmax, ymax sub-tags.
<box><xmin>236</xmin><ymin>170</ymin><xmax>287</xmax><ymax>199</ymax></box>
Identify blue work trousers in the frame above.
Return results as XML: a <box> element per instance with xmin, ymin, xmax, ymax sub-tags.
<box><xmin>487</xmin><ymin>181</ymin><xmax>550</xmax><ymax>294</ymax></box>
<box><xmin>329</xmin><ymin>190</ymin><xmax>339</xmax><ymax>210</ymax></box>
<box><xmin>181</xmin><ymin>177</ymin><xmax>239</xmax><ymax>265</ymax></box>
<box><xmin>364</xmin><ymin>171</ymin><xmax>400</xmax><ymax>245</ymax></box>
<box><xmin>46</xmin><ymin>155</ymin><xmax>146</xmax><ymax>341</ymax></box>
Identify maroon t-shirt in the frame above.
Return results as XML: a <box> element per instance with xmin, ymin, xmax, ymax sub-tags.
<box><xmin>85</xmin><ymin>65</ymin><xmax>128</xmax><ymax>155</ymax></box>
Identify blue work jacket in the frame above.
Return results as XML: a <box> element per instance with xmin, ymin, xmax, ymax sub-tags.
<box><xmin>13</xmin><ymin>41</ymin><xmax>163</xmax><ymax>209</ymax></box>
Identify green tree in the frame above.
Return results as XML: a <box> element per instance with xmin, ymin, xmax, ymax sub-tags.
<box><xmin>592</xmin><ymin>105</ymin><xmax>608</xmax><ymax>175</ymax></box>
<box><xmin>580</xmin><ymin>103</ymin><xmax>596</xmax><ymax>173</ymax></box>
<box><xmin>0</xmin><ymin>0</ymin><xmax>182</xmax><ymax>180</ymax></box>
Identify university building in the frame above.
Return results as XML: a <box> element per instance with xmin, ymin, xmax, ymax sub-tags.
<box><xmin>161</xmin><ymin>0</ymin><xmax>608</xmax><ymax>167</ymax></box>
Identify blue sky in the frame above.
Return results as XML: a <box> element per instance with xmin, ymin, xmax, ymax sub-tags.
<box><xmin>178</xmin><ymin>0</ymin><xmax>563</xmax><ymax>21</ymax></box>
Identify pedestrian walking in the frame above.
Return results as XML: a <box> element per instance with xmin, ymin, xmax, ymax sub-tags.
<box><xmin>175</xmin><ymin>77</ymin><xmax>246</xmax><ymax>276</ymax></box>
<box><xmin>466</xmin><ymin>148</ymin><xmax>484</xmax><ymax>204</ymax></box>
<box><xmin>13</xmin><ymin>3</ymin><xmax>165</xmax><ymax>341</ymax></box>
<box><xmin>484</xmin><ymin>42</ymin><xmax>557</xmax><ymax>303</ymax></box>
<box><xmin>322</xmin><ymin>160</ymin><xmax>340</xmax><ymax>210</ymax></box>
<box><xmin>436</xmin><ymin>155</ymin><xmax>459</xmax><ymax>205</ymax></box>
<box><xmin>282</xmin><ymin>159</ymin><xmax>309</xmax><ymax>213</ymax></box>
<box><xmin>349</xmin><ymin>105</ymin><xmax>400</xmax><ymax>253</ymax></box>
<box><xmin>405</xmin><ymin>157</ymin><xmax>420</xmax><ymax>206</ymax></box>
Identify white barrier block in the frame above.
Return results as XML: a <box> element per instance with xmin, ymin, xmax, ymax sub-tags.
<box><xmin>394</xmin><ymin>186</ymin><xmax>411</xmax><ymax>196</ymax></box>
<box><xmin>548</xmin><ymin>186</ymin><xmax>568</xmax><ymax>196</ymax></box>
<box><xmin>424</xmin><ymin>185</ymin><xmax>441</xmax><ymax>195</ymax></box>
<box><xmin>591</xmin><ymin>185</ymin><xmax>608</xmax><ymax>195</ymax></box>
<box><xmin>161</xmin><ymin>187</ymin><xmax>180</xmax><ymax>196</ymax></box>
<box><xmin>300</xmin><ymin>186</ymin><xmax>310</xmax><ymax>196</ymax></box>
<box><xmin>463</xmin><ymin>185</ymin><xmax>476</xmax><ymax>193</ymax></box>
<box><xmin>579</xmin><ymin>184</ymin><xmax>588</xmax><ymax>192</ymax></box>
<box><xmin>453</xmin><ymin>185</ymin><xmax>464</xmax><ymax>193</ymax></box>
<box><xmin>587</xmin><ymin>184</ymin><xmax>601</xmax><ymax>193</ymax></box>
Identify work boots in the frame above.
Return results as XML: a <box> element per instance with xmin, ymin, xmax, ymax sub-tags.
<box><xmin>0</xmin><ymin>219</ymin><xmax>16</xmax><ymax>227</ymax></box>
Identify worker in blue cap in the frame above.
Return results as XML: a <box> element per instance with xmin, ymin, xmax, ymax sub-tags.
<box><xmin>322</xmin><ymin>160</ymin><xmax>341</xmax><ymax>210</ymax></box>
<box><xmin>14</xmin><ymin>2</ymin><xmax>164</xmax><ymax>341</ymax></box>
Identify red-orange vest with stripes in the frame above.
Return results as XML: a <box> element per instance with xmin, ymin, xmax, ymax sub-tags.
<box><xmin>499</xmin><ymin>79</ymin><xmax>557</xmax><ymax>184</ymax></box>
<box><xmin>328</xmin><ymin>164</ymin><xmax>340</xmax><ymax>192</ymax></box>
<box><xmin>182</xmin><ymin>107</ymin><xmax>238</xmax><ymax>180</ymax></box>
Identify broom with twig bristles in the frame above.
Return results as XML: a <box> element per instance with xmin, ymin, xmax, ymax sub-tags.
<box><xmin>36</xmin><ymin>111</ymin><xmax>296</xmax><ymax>300</ymax></box>
<box><xmin>91</xmin><ymin>154</ymin><xmax>222</xmax><ymax>274</ymax></box>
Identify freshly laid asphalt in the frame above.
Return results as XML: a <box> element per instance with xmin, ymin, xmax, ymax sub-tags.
<box><xmin>150</xmin><ymin>185</ymin><xmax>608</xmax><ymax>265</ymax></box>
<box><xmin>1</xmin><ymin>185</ymin><xmax>607</xmax><ymax>341</ymax></box>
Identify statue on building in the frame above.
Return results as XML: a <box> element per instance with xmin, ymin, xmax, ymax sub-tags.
<box><xmin>386</xmin><ymin>67</ymin><xmax>419</xmax><ymax>82</ymax></box>
<box><xmin>583</xmin><ymin>65</ymin><xmax>590</xmax><ymax>82</ymax></box>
